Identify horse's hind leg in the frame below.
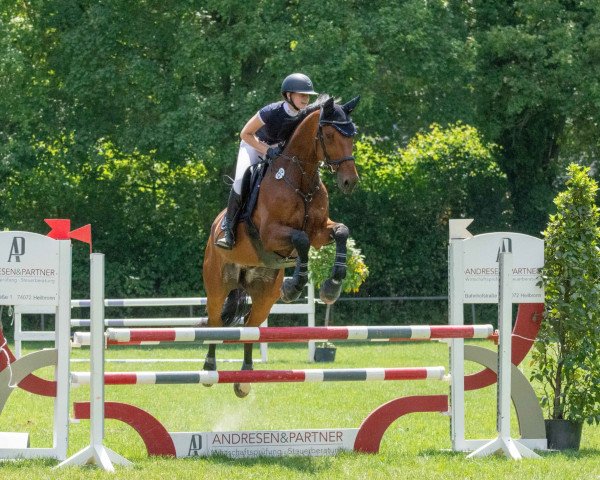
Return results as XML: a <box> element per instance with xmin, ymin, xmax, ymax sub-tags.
<box><xmin>233</xmin><ymin>273</ymin><xmax>283</xmax><ymax>398</ymax></box>
<box><xmin>202</xmin><ymin>276</ymin><xmax>228</xmax><ymax>386</ymax></box>
<box><xmin>203</xmin><ymin>288</ymin><xmax>226</xmax><ymax>379</ymax></box>
<box><xmin>203</xmin><ymin>344</ymin><xmax>217</xmax><ymax>371</ymax></box>
<box><xmin>233</xmin><ymin>343</ymin><xmax>254</xmax><ymax>398</ymax></box>
<box><xmin>320</xmin><ymin>223</ymin><xmax>350</xmax><ymax>304</ymax></box>
<box><xmin>281</xmin><ymin>230</ymin><xmax>310</xmax><ymax>303</ymax></box>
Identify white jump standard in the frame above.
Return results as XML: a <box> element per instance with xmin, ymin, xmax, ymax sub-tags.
<box><xmin>0</xmin><ymin>231</ymin><xmax>72</xmax><ymax>460</ymax></box>
<box><xmin>449</xmin><ymin>219</ymin><xmax>546</xmax><ymax>458</ymax></box>
<box><xmin>58</xmin><ymin>254</ymin><xmax>132</xmax><ymax>471</ymax></box>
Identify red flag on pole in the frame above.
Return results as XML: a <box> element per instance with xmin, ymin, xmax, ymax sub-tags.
<box><xmin>44</xmin><ymin>219</ymin><xmax>71</xmax><ymax>240</ymax></box>
<box><xmin>45</xmin><ymin>219</ymin><xmax>93</xmax><ymax>252</ymax></box>
<box><xmin>69</xmin><ymin>224</ymin><xmax>92</xmax><ymax>252</ymax></box>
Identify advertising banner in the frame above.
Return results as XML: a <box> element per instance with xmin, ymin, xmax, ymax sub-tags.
<box><xmin>170</xmin><ymin>428</ymin><xmax>358</xmax><ymax>458</ymax></box>
<box><xmin>461</xmin><ymin>232</ymin><xmax>544</xmax><ymax>304</ymax></box>
<box><xmin>0</xmin><ymin>231</ymin><xmax>61</xmax><ymax>306</ymax></box>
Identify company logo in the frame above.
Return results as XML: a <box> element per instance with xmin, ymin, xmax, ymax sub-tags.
<box><xmin>187</xmin><ymin>434</ymin><xmax>203</xmax><ymax>456</ymax></box>
<box><xmin>8</xmin><ymin>237</ymin><xmax>25</xmax><ymax>263</ymax></box>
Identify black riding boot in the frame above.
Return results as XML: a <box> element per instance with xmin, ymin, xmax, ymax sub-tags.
<box><xmin>215</xmin><ymin>190</ymin><xmax>242</xmax><ymax>250</ymax></box>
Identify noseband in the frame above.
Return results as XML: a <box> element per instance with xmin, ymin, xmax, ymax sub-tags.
<box><xmin>316</xmin><ymin>125</ymin><xmax>355</xmax><ymax>171</ymax></box>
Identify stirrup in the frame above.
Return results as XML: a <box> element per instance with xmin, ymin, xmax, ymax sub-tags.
<box><xmin>215</xmin><ymin>228</ymin><xmax>235</xmax><ymax>250</ymax></box>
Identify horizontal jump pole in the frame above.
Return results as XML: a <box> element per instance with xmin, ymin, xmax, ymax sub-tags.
<box><xmin>71</xmin><ymin>298</ymin><xmax>208</xmax><ymax>308</ymax></box>
<box><xmin>71</xmin><ymin>318</ymin><xmax>208</xmax><ymax>328</ymax></box>
<box><xmin>70</xmin><ymin>358</ymin><xmax>264</xmax><ymax>364</ymax></box>
<box><xmin>99</xmin><ymin>325</ymin><xmax>494</xmax><ymax>346</ymax></box>
<box><xmin>70</xmin><ymin>297</ymin><xmax>311</xmax><ymax>312</ymax></box>
<box><xmin>71</xmin><ymin>367</ymin><xmax>446</xmax><ymax>385</ymax></box>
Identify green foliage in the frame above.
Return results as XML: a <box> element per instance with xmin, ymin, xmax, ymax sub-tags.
<box><xmin>531</xmin><ymin>164</ymin><xmax>600</xmax><ymax>423</ymax></box>
<box><xmin>0</xmin><ymin>137</ymin><xmax>214</xmax><ymax>298</ymax></box>
<box><xmin>470</xmin><ymin>1</ymin><xmax>600</xmax><ymax>233</ymax></box>
<box><xmin>308</xmin><ymin>238</ymin><xmax>369</xmax><ymax>294</ymax></box>
<box><xmin>329</xmin><ymin>123</ymin><xmax>509</xmax><ymax>305</ymax></box>
<box><xmin>3</xmin><ymin>1</ymin><xmax>600</xmax><ymax>316</ymax></box>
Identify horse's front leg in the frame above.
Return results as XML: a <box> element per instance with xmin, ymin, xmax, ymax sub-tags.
<box><xmin>320</xmin><ymin>223</ymin><xmax>350</xmax><ymax>304</ymax></box>
<box><xmin>281</xmin><ymin>230</ymin><xmax>310</xmax><ymax>303</ymax></box>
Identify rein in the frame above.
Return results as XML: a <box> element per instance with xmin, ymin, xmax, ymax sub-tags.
<box><xmin>270</xmin><ymin>116</ymin><xmax>356</xmax><ymax>232</ymax></box>
<box><xmin>272</xmin><ymin>154</ymin><xmax>321</xmax><ymax>232</ymax></box>
<box><xmin>316</xmin><ymin>125</ymin><xmax>355</xmax><ymax>172</ymax></box>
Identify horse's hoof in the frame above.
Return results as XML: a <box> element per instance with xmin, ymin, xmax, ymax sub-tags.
<box><xmin>280</xmin><ymin>278</ymin><xmax>303</xmax><ymax>303</ymax></box>
<box><xmin>234</xmin><ymin>383</ymin><xmax>251</xmax><ymax>398</ymax></box>
<box><xmin>203</xmin><ymin>359</ymin><xmax>216</xmax><ymax>387</ymax></box>
<box><xmin>319</xmin><ymin>278</ymin><xmax>343</xmax><ymax>305</ymax></box>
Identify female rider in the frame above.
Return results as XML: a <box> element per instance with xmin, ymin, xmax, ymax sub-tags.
<box><xmin>215</xmin><ymin>73</ymin><xmax>318</xmax><ymax>250</ymax></box>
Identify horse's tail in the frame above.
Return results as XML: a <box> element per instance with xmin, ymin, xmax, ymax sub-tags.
<box><xmin>221</xmin><ymin>288</ymin><xmax>250</xmax><ymax>327</ymax></box>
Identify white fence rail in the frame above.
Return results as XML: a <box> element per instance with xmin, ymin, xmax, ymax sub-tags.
<box><xmin>12</xmin><ymin>283</ymin><xmax>317</xmax><ymax>362</ymax></box>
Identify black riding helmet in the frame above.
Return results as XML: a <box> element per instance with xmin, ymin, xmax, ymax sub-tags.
<box><xmin>281</xmin><ymin>73</ymin><xmax>317</xmax><ymax>110</ymax></box>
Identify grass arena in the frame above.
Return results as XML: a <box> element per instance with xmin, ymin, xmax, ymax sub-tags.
<box><xmin>2</xmin><ymin>342</ymin><xmax>600</xmax><ymax>479</ymax></box>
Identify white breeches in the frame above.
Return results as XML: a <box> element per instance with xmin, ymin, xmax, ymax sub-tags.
<box><xmin>233</xmin><ymin>141</ymin><xmax>268</xmax><ymax>194</ymax></box>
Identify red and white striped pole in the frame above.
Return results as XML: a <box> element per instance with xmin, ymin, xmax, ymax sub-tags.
<box><xmin>72</xmin><ymin>324</ymin><xmax>494</xmax><ymax>347</ymax></box>
<box><xmin>71</xmin><ymin>366</ymin><xmax>447</xmax><ymax>386</ymax></box>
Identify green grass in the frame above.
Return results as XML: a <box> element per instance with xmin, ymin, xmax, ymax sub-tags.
<box><xmin>0</xmin><ymin>341</ymin><xmax>599</xmax><ymax>479</ymax></box>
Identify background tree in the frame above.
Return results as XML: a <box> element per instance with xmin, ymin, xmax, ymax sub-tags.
<box><xmin>470</xmin><ymin>0</ymin><xmax>600</xmax><ymax>233</ymax></box>
<box><xmin>1</xmin><ymin>1</ymin><xmax>599</xmax><ymax>321</ymax></box>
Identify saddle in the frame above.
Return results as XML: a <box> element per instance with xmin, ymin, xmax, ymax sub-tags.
<box><xmin>238</xmin><ymin>159</ymin><xmax>298</xmax><ymax>269</ymax></box>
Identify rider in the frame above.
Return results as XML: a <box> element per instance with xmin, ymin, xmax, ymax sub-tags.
<box><xmin>215</xmin><ymin>73</ymin><xmax>318</xmax><ymax>250</ymax></box>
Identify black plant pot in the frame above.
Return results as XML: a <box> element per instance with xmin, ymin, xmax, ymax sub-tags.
<box><xmin>545</xmin><ymin>419</ymin><xmax>583</xmax><ymax>450</ymax></box>
<box><xmin>314</xmin><ymin>346</ymin><xmax>336</xmax><ymax>362</ymax></box>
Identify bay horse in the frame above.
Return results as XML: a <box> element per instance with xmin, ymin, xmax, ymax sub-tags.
<box><xmin>203</xmin><ymin>96</ymin><xmax>360</xmax><ymax>397</ymax></box>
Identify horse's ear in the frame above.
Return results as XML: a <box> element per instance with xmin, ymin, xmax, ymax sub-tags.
<box><xmin>342</xmin><ymin>96</ymin><xmax>361</xmax><ymax>115</ymax></box>
<box><xmin>323</xmin><ymin>97</ymin><xmax>335</xmax><ymax>117</ymax></box>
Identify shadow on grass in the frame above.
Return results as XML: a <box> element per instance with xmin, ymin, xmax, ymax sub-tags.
<box><xmin>539</xmin><ymin>447</ymin><xmax>600</xmax><ymax>459</ymax></box>
<box><xmin>189</xmin><ymin>452</ymin><xmax>336</xmax><ymax>474</ymax></box>
<box><xmin>418</xmin><ymin>446</ymin><xmax>600</xmax><ymax>460</ymax></box>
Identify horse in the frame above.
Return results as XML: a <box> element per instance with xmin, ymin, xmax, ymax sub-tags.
<box><xmin>202</xmin><ymin>96</ymin><xmax>360</xmax><ymax>397</ymax></box>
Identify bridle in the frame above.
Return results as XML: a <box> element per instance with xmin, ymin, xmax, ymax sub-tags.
<box><xmin>316</xmin><ymin>123</ymin><xmax>356</xmax><ymax>172</ymax></box>
<box><xmin>271</xmin><ymin>108</ymin><xmax>357</xmax><ymax>231</ymax></box>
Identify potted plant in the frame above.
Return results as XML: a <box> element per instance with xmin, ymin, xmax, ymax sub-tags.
<box><xmin>308</xmin><ymin>237</ymin><xmax>369</xmax><ymax>362</ymax></box>
<box><xmin>531</xmin><ymin>164</ymin><xmax>600</xmax><ymax>450</ymax></box>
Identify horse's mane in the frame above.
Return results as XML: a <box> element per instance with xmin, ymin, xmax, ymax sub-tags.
<box><xmin>278</xmin><ymin>94</ymin><xmax>332</xmax><ymax>145</ymax></box>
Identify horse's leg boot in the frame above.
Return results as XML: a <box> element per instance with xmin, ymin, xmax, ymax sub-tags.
<box><xmin>215</xmin><ymin>190</ymin><xmax>242</xmax><ymax>250</ymax></box>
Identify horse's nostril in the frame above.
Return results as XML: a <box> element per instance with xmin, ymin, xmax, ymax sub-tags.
<box><xmin>342</xmin><ymin>178</ymin><xmax>357</xmax><ymax>194</ymax></box>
